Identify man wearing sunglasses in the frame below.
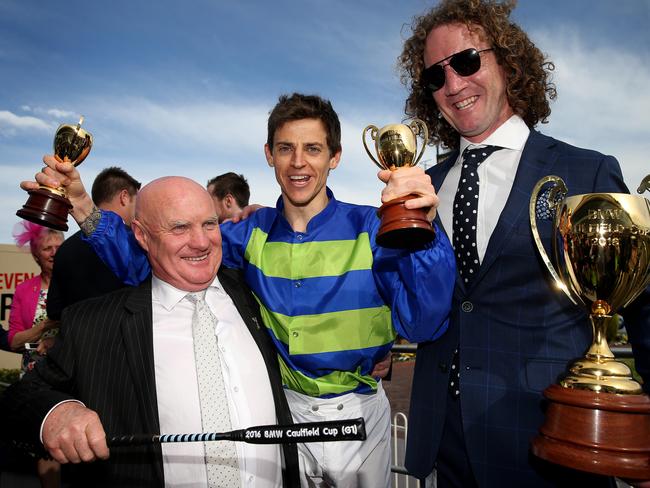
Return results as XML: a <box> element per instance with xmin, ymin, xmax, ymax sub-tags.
<box><xmin>398</xmin><ymin>0</ymin><xmax>650</xmax><ymax>487</ymax></box>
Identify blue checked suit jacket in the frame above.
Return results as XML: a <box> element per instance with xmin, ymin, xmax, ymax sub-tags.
<box><xmin>405</xmin><ymin>130</ymin><xmax>650</xmax><ymax>486</ymax></box>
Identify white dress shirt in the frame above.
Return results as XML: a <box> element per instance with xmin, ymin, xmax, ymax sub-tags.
<box><xmin>152</xmin><ymin>274</ymin><xmax>282</xmax><ymax>488</ymax></box>
<box><xmin>437</xmin><ymin>115</ymin><xmax>530</xmax><ymax>262</ymax></box>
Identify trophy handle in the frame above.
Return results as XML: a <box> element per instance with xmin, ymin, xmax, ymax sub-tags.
<box><xmin>362</xmin><ymin>125</ymin><xmax>384</xmax><ymax>170</ymax></box>
<box><xmin>637</xmin><ymin>174</ymin><xmax>650</xmax><ymax>194</ymax></box>
<box><xmin>409</xmin><ymin>119</ymin><xmax>429</xmax><ymax>165</ymax></box>
<box><xmin>529</xmin><ymin>175</ymin><xmax>580</xmax><ymax>306</ymax></box>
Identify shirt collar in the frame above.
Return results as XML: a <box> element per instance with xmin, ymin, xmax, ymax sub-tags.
<box><xmin>152</xmin><ymin>274</ymin><xmax>225</xmax><ymax>312</ymax></box>
<box><xmin>274</xmin><ymin>187</ymin><xmax>338</xmax><ymax>234</ymax></box>
<box><xmin>459</xmin><ymin>114</ymin><xmax>530</xmax><ymax>155</ymax></box>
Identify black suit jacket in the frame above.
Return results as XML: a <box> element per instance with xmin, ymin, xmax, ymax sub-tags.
<box><xmin>1</xmin><ymin>267</ymin><xmax>300</xmax><ymax>487</ymax></box>
<box><xmin>47</xmin><ymin>230</ymin><xmax>127</xmax><ymax>321</ymax></box>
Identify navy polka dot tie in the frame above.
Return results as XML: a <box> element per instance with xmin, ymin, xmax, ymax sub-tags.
<box><xmin>449</xmin><ymin>348</ymin><xmax>461</xmax><ymax>398</ymax></box>
<box><xmin>448</xmin><ymin>146</ymin><xmax>501</xmax><ymax>399</ymax></box>
<box><xmin>452</xmin><ymin>145</ymin><xmax>502</xmax><ymax>287</ymax></box>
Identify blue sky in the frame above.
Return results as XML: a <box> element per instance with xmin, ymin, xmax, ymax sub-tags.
<box><xmin>1</xmin><ymin>0</ymin><xmax>648</xmax><ymax>243</ymax></box>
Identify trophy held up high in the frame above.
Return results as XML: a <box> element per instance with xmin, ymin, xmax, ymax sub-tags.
<box><xmin>16</xmin><ymin>117</ymin><xmax>93</xmax><ymax>231</ymax></box>
<box><xmin>363</xmin><ymin>119</ymin><xmax>435</xmax><ymax>249</ymax></box>
<box><xmin>529</xmin><ymin>174</ymin><xmax>650</xmax><ymax>479</ymax></box>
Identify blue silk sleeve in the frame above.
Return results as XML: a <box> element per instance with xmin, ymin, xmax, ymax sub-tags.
<box><xmin>219</xmin><ymin>218</ymin><xmax>255</xmax><ymax>270</ymax></box>
<box><xmin>81</xmin><ymin>210</ymin><xmax>151</xmax><ymax>286</ymax></box>
<box><xmin>372</xmin><ymin>220</ymin><xmax>456</xmax><ymax>344</ymax></box>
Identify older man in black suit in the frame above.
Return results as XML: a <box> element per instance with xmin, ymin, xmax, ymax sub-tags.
<box><xmin>1</xmin><ymin>177</ymin><xmax>299</xmax><ymax>487</ymax></box>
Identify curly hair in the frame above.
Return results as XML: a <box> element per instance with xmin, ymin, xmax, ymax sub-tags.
<box><xmin>398</xmin><ymin>0</ymin><xmax>556</xmax><ymax>149</ymax></box>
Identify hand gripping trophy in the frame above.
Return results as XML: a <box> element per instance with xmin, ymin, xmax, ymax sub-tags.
<box><xmin>16</xmin><ymin>117</ymin><xmax>93</xmax><ymax>231</ymax></box>
<box><xmin>363</xmin><ymin>119</ymin><xmax>435</xmax><ymax>248</ymax></box>
<box><xmin>529</xmin><ymin>174</ymin><xmax>650</xmax><ymax>479</ymax></box>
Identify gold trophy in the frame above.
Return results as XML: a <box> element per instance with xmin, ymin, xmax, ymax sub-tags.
<box><xmin>17</xmin><ymin>117</ymin><xmax>93</xmax><ymax>231</ymax></box>
<box><xmin>529</xmin><ymin>174</ymin><xmax>650</xmax><ymax>479</ymax></box>
<box><xmin>363</xmin><ymin>119</ymin><xmax>435</xmax><ymax>248</ymax></box>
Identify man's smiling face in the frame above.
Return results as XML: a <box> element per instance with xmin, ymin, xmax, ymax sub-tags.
<box><xmin>424</xmin><ymin>22</ymin><xmax>514</xmax><ymax>143</ymax></box>
<box><xmin>265</xmin><ymin>118</ymin><xmax>340</xmax><ymax>215</ymax></box>
<box><xmin>132</xmin><ymin>177</ymin><xmax>222</xmax><ymax>292</ymax></box>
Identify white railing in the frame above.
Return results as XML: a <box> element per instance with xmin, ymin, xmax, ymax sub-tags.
<box><xmin>391</xmin><ymin>411</ymin><xmax>420</xmax><ymax>488</ymax></box>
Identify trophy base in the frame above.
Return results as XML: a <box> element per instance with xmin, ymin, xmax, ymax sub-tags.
<box><xmin>16</xmin><ymin>188</ymin><xmax>72</xmax><ymax>231</ymax></box>
<box><xmin>531</xmin><ymin>384</ymin><xmax>650</xmax><ymax>479</ymax></box>
<box><xmin>376</xmin><ymin>195</ymin><xmax>435</xmax><ymax>249</ymax></box>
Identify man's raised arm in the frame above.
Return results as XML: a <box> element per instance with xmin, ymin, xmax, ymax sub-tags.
<box><xmin>21</xmin><ymin>156</ymin><xmax>150</xmax><ymax>286</ymax></box>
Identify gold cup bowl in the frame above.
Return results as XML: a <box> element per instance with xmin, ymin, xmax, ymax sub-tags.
<box><xmin>362</xmin><ymin>120</ymin><xmax>435</xmax><ymax>248</ymax></box>
<box><xmin>531</xmin><ymin>176</ymin><xmax>650</xmax><ymax>393</ymax></box>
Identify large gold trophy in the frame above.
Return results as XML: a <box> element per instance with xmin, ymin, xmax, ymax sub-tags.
<box><xmin>363</xmin><ymin>120</ymin><xmax>435</xmax><ymax>248</ymax></box>
<box><xmin>16</xmin><ymin>117</ymin><xmax>93</xmax><ymax>231</ymax></box>
<box><xmin>529</xmin><ymin>174</ymin><xmax>650</xmax><ymax>479</ymax></box>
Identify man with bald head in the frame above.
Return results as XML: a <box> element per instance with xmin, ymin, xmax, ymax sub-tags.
<box><xmin>0</xmin><ymin>177</ymin><xmax>299</xmax><ymax>487</ymax></box>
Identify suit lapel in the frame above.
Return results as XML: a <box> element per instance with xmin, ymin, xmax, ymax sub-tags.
<box><xmin>121</xmin><ymin>279</ymin><xmax>160</xmax><ymax>436</ymax></box>
<box><xmin>472</xmin><ymin>131</ymin><xmax>558</xmax><ymax>288</ymax></box>
<box><xmin>428</xmin><ymin>150</ymin><xmax>458</xmax><ymax>193</ymax></box>
<box><xmin>218</xmin><ymin>268</ymin><xmax>262</xmax><ymax>336</ymax></box>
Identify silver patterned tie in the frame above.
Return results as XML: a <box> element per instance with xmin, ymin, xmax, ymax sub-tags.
<box><xmin>186</xmin><ymin>291</ymin><xmax>241</xmax><ymax>488</ymax></box>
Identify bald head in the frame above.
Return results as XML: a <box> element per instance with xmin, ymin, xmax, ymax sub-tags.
<box><xmin>131</xmin><ymin>176</ymin><xmax>223</xmax><ymax>292</ymax></box>
<box><xmin>135</xmin><ymin>176</ymin><xmax>203</xmax><ymax>222</ymax></box>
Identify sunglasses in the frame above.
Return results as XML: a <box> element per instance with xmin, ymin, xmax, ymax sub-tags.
<box><xmin>421</xmin><ymin>48</ymin><xmax>493</xmax><ymax>93</ymax></box>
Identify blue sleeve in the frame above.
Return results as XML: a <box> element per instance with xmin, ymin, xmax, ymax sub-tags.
<box><xmin>625</xmin><ymin>286</ymin><xmax>650</xmax><ymax>394</ymax></box>
<box><xmin>81</xmin><ymin>210</ymin><xmax>151</xmax><ymax>286</ymax></box>
<box><xmin>372</xmin><ymin>220</ymin><xmax>456</xmax><ymax>343</ymax></box>
<box><xmin>220</xmin><ymin>211</ymin><xmax>267</xmax><ymax>270</ymax></box>
<box><xmin>219</xmin><ymin>219</ymin><xmax>253</xmax><ymax>270</ymax></box>
<box><xmin>591</xmin><ymin>154</ymin><xmax>629</xmax><ymax>194</ymax></box>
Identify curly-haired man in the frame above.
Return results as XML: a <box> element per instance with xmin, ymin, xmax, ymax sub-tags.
<box><xmin>398</xmin><ymin>1</ymin><xmax>650</xmax><ymax>487</ymax></box>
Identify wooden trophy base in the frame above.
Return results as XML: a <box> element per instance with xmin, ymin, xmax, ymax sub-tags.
<box><xmin>376</xmin><ymin>195</ymin><xmax>435</xmax><ymax>249</ymax></box>
<box><xmin>16</xmin><ymin>187</ymin><xmax>72</xmax><ymax>231</ymax></box>
<box><xmin>531</xmin><ymin>383</ymin><xmax>650</xmax><ymax>479</ymax></box>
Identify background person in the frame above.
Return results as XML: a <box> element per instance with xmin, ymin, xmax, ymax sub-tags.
<box><xmin>46</xmin><ymin>166</ymin><xmax>141</xmax><ymax>321</ymax></box>
<box><xmin>8</xmin><ymin>221</ymin><xmax>64</xmax><ymax>488</ymax></box>
<box><xmin>398</xmin><ymin>0</ymin><xmax>650</xmax><ymax>486</ymax></box>
<box><xmin>8</xmin><ymin>222</ymin><xmax>64</xmax><ymax>370</ymax></box>
<box><xmin>207</xmin><ymin>172</ymin><xmax>250</xmax><ymax>222</ymax></box>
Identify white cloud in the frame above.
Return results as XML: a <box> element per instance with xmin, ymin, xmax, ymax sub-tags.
<box><xmin>531</xmin><ymin>26</ymin><xmax>650</xmax><ymax>189</ymax></box>
<box><xmin>0</xmin><ymin>110</ymin><xmax>52</xmax><ymax>136</ymax></box>
<box><xmin>46</xmin><ymin>108</ymin><xmax>77</xmax><ymax>119</ymax></box>
<box><xmin>89</xmin><ymin>97</ymin><xmax>270</xmax><ymax>153</ymax></box>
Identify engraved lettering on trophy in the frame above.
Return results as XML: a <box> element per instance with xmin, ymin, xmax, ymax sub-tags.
<box><xmin>575</xmin><ymin>222</ymin><xmax>630</xmax><ymax>235</ymax></box>
<box><xmin>587</xmin><ymin>208</ymin><xmax>623</xmax><ymax>220</ymax></box>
